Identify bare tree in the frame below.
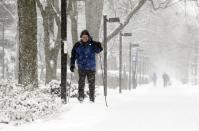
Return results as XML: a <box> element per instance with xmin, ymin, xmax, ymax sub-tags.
<box><xmin>36</xmin><ymin>0</ymin><xmax>62</xmax><ymax>84</ymax></box>
<box><xmin>104</xmin><ymin>0</ymin><xmax>185</xmax><ymax>43</ymax></box>
<box><xmin>68</xmin><ymin>0</ymin><xmax>78</xmax><ymax>44</ymax></box>
<box><xmin>85</xmin><ymin>0</ymin><xmax>104</xmax><ymax>41</ymax></box>
<box><xmin>105</xmin><ymin>0</ymin><xmax>147</xmax><ymax>43</ymax></box>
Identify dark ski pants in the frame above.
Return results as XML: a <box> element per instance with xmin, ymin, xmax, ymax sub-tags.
<box><xmin>78</xmin><ymin>69</ymin><xmax>96</xmax><ymax>101</ymax></box>
<box><xmin>163</xmin><ymin>80</ymin><xmax>168</xmax><ymax>88</ymax></box>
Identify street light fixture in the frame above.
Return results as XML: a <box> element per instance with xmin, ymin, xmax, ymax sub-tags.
<box><xmin>122</xmin><ymin>33</ymin><xmax>132</xmax><ymax>37</ymax></box>
<box><xmin>132</xmin><ymin>44</ymin><xmax>140</xmax><ymax>47</ymax></box>
<box><xmin>108</xmin><ymin>18</ymin><xmax>120</xmax><ymax>23</ymax></box>
<box><xmin>103</xmin><ymin>15</ymin><xmax>120</xmax><ymax>106</ymax></box>
<box><xmin>119</xmin><ymin>32</ymin><xmax>132</xmax><ymax>93</ymax></box>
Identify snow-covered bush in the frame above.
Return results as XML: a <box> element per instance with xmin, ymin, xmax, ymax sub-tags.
<box><xmin>0</xmin><ymin>81</ymin><xmax>62</xmax><ymax>125</ymax></box>
<box><xmin>49</xmin><ymin>80</ymin><xmax>78</xmax><ymax>98</ymax></box>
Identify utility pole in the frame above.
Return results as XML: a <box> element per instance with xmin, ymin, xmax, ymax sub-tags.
<box><xmin>119</xmin><ymin>31</ymin><xmax>122</xmax><ymax>93</ymax></box>
<box><xmin>119</xmin><ymin>32</ymin><xmax>132</xmax><ymax>93</ymax></box>
<box><xmin>133</xmin><ymin>50</ymin><xmax>138</xmax><ymax>89</ymax></box>
<box><xmin>103</xmin><ymin>15</ymin><xmax>108</xmax><ymax>98</ymax></box>
<box><xmin>103</xmin><ymin>15</ymin><xmax>120</xmax><ymax>101</ymax></box>
<box><xmin>138</xmin><ymin>56</ymin><xmax>141</xmax><ymax>85</ymax></box>
<box><xmin>137</xmin><ymin>49</ymin><xmax>143</xmax><ymax>85</ymax></box>
<box><xmin>128</xmin><ymin>43</ymin><xmax>132</xmax><ymax>90</ymax></box>
<box><xmin>194</xmin><ymin>45</ymin><xmax>198</xmax><ymax>85</ymax></box>
<box><xmin>139</xmin><ymin>55</ymin><xmax>142</xmax><ymax>85</ymax></box>
<box><xmin>142</xmin><ymin>56</ymin><xmax>145</xmax><ymax>83</ymax></box>
<box><xmin>61</xmin><ymin>0</ymin><xmax>67</xmax><ymax>104</ymax></box>
<box><xmin>131</xmin><ymin>44</ymin><xmax>139</xmax><ymax>89</ymax></box>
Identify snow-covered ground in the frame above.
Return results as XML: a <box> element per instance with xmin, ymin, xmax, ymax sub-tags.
<box><xmin>0</xmin><ymin>83</ymin><xmax>199</xmax><ymax>131</ymax></box>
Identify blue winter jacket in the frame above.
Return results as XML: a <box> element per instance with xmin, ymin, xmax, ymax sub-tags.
<box><xmin>70</xmin><ymin>40</ymin><xmax>103</xmax><ymax>71</ymax></box>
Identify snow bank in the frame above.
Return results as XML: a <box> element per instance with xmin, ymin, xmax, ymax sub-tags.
<box><xmin>0</xmin><ymin>80</ymin><xmax>62</xmax><ymax>125</ymax></box>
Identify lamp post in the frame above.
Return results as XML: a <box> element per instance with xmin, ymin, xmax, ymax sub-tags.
<box><xmin>194</xmin><ymin>45</ymin><xmax>198</xmax><ymax>85</ymax></box>
<box><xmin>61</xmin><ymin>0</ymin><xmax>67</xmax><ymax>104</ymax></box>
<box><xmin>137</xmin><ymin>48</ymin><xmax>144</xmax><ymax>86</ymax></box>
<box><xmin>103</xmin><ymin>15</ymin><xmax>120</xmax><ymax>102</ymax></box>
<box><xmin>129</xmin><ymin>44</ymin><xmax>139</xmax><ymax>90</ymax></box>
<box><xmin>119</xmin><ymin>32</ymin><xmax>132</xmax><ymax>93</ymax></box>
<box><xmin>129</xmin><ymin>43</ymin><xmax>132</xmax><ymax>90</ymax></box>
<box><xmin>142</xmin><ymin>56</ymin><xmax>146</xmax><ymax>84</ymax></box>
<box><xmin>132</xmin><ymin>50</ymin><xmax>138</xmax><ymax>89</ymax></box>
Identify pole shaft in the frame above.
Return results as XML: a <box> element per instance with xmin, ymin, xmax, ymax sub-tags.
<box><xmin>139</xmin><ymin>56</ymin><xmax>142</xmax><ymax>85</ymax></box>
<box><xmin>135</xmin><ymin>51</ymin><xmax>138</xmax><ymax>83</ymax></box>
<box><xmin>129</xmin><ymin>43</ymin><xmax>132</xmax><ymax>90</ymax></box>
<box><xmin>133</xmin><ymin>50</ymin><xmax>138</xmax><ymax>89</ymax></box>
<box><xmin>61</xmin><ymin>0</ymin><xmax>67</xmax><ymax>103</ymax></box>
<box><xmin>103</xmin><ymin>15</ymin><xmax>107</xmax><ymax>97</ymax></box>
<box><xmin>195</xmin><ymin>46</ymin><xmax>197</xmax><ymax>85</ymax></box>
<box><xmin>119</xmin><ymin>32</ymin><xmax>122</xmax><ymax>93</ymax></box>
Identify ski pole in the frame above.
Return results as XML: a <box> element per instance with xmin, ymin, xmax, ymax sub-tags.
<box><xmin>99</xmin><ymin>55</ymin><xmax>108</xmax><ymax>107</ymax></box>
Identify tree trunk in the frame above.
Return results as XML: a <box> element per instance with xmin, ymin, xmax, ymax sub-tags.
<box><xmin>43</xmin><ymin>6</ymin><xmax>58</xmax><ymax>84</ymax></box>
<box><xmin>46</xmin><ymin>1</ymin><xmax>61</xmax><ymax>84</ymax></box>
<box><xmin>37</xmin><ymin>0</ymin><xmax>59</xmax><ymax>84</ymax></box>
<box><xmin>17</xmin><ymin>0</ymin><xmax>38</xmax><ymax>87</ymax></box>
<box><xmin>49</xmin><ymin>0</ymin><xmax>55</xmax><ymax>41</ymax></box>
<box><xmin>42</xmin><ymin>7</ymin><xmax>50</xmax><ymax>83</ymax></box>
<box><xmin>69</xmin><ymin>0</ymin><xmax>78</xmax><ymax>44</ymax></box>
<box><xmin>85</xmin><ymin>0</ymin><xmax>104</xmax><ymax>41</ymax></box>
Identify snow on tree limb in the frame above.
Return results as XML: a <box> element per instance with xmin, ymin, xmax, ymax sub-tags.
<box><xmin>104</xmin><ymin>0</ymin><xmax>185</xmax><ymax>43</ymax></box>
<box><xmin>49</xmin><ymin>2</ymin><xmax>61</xmax><ymax>50</ymax></box>
<box><xmin>149</xmin><ymin>0</ymin><xmax>183</xmax><ymax>10</ymax></box>
<box><xmin>36</xmin><ymin>0</ymin><xmax>45</xmax><ymax>17</ymax></box>
<box><xmin>105</xmin><ymin>0</ymin><xmax>147</xmax><ymax>43</ymax></box>
<box><xmin>0</xmin><ymin>1</ymin><xmax>16</xmax><ymax>20</ymax></box>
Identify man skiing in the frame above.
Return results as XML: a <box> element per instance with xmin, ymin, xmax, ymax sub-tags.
<box><xmin>70</xmin><ymin>30</ymin><xmax>103</xmax><ymax>102</ymax></box>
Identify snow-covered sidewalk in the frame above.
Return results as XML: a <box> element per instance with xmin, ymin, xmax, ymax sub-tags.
<box><xmin>1</xmin><ymin>84</ymin><xmax>199</xmax><ymax>131</ymax></box>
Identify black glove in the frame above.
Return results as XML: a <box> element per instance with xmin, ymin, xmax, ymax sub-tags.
<box><xmin>70</xmin><ymin>65</ymin><xmax>75</xmax><ymax>72</ymax></box>
<box><xmin>94</xmin><ymin>42</ymin><xmax>102</xmax><ymax>49</ymax></box>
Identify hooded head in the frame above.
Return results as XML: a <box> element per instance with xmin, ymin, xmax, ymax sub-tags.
<box><xmin>80</xmin><ymin>30</ymin><xmax>91</xmax><ymax>43</ymax></box>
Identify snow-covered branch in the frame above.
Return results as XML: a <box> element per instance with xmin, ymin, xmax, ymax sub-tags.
<box><xmin>0</xmin><ymin>1</ymin><xmax>16</xmax><ymax>20</ymax></box>
<box><xmin>106</xmin><ymin>0</ymin><xmax>147</xmax><ymax>43</ymax></box>
<box><xmin>150</xmin><ymin>0</ymin><xmax>183</xmax><ymax>10</ymax></box>
<box><xmin>36</xmin><ymin>0</ymin><xmax>45</xmax><ymax>17</ymax></box>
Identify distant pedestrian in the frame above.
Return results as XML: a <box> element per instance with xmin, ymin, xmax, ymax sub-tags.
<box><xmin>162</xmin><ymin>72</ymin><xmax>170</xmax><ymax>88</ymax></box>
<box><xmin>152</xmin><ymin>73</ymin><xmax>157</xmax><ymax>86</ymax></box>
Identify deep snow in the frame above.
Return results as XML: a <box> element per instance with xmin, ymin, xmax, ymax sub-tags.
<box><xmin>0</xmin><ymin>83</ymin><xmax>199</xmax><ymax>131</ymax></box>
